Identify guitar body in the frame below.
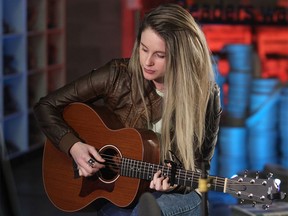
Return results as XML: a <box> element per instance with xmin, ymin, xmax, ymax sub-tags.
<box><xmin>42</xmin><ymin>103</ymin><xmax>160</xmax><ymax>212</ymax></box>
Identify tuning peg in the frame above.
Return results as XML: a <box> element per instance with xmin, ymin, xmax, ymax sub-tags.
<box><xmin>262</xmin><ymin>180</ymin><xmax>267</xmax><ymax>186</ymax></box>
<box><xmin>252</xmin><ymin>202</ymin><xmax>256</xmax><ymax>207</ymax></box>
<box><xmin>262</xmin><ymin>204</ymin><xmax>269</xmax><ymax>210</ymax></box>
<box><xmin>260</xmin><ymin>196</ymin><xmax>265</xmax><ymax>201</ymax></box>
<box><xmin>244</xmin><ymin>170</ymin><xmax>248</xmax><ymax>178</ymax></box>
<box><xmin>255</xmin><ymin>171</ymin><xmax>259</xmax><ymax>179</ymax></box>
<box><xmin>267</xmin><ymin>173</ymin><xmax>273</xmax><ymax>180</ymax></box>
<box><xmin>237</xmin><ymin>178</ymin><xmax>243</xmax><ymax>182</ymax></box>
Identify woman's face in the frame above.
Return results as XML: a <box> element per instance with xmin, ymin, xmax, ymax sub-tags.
<box><xmin>139</xmin><ymin>27</ymin><xmax>166</xmax><ymax>90</ymax></box>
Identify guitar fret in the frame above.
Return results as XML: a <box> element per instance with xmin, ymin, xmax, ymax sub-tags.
<box><xmin>125</xmin><ymin>158</ymin><xmax>129</xmax><ymax>177</ymax></box>
<box><xmin>132</xmin><ymin>159</ymin><xmax>136</xmax><ymax>177</ymax></box>
<box><xmin>166</xmin><ymin>167</ymin><xmax>170</xmax><ymax>178</ymax></box>
<box><xmin>184</xmin><ymin>170</ymin><xmax>188</xmax><ymax>186</ymax></box>
<box><xmin>140</xmin><ymin>161</ymin><xmax>144</xmax><ymax>179</ymax></box>
<box><xmin>136</xmin><ymin>160</ymin><xmax>142</xmax><ymax>179</ymax></box>
<box><xmin>137</xmin><ymin>160</ymin><xmax>141</xmax><ymax>179</ymax></box>
<box><xmin>143</xmin><ymin>162</ymin><xmax>147</xmax><ymax>179</ymax></box>
<box><xmin>127</xmin><ymin>158</ymin><xmax>132</xmax><ymax>177</ymax></box>
<box><xmin>131</xmin><ymin>159</ymin><xmax>135</xmax><ymax>178</ymax></box>
<box><xmin>191</xmin><ymin>171</ymin><xmax>194</xmax><ymax>187</ymax></box>
<box><xmin>134</xmin><ymin>160</ymin><xmax>138</xmax><ymax>178</ymax></box>
<box><xmin>131</xmin><ymin>159</ymin><xmax>136</xmax><ymax>178</ymax></box>
<box><xmin>143</xmin><ymin>161</ymin><xmax>148</xmax><ymax>179</ymax></box>
<box><xmin>133</xmin><ymin>159</ymin><xmax>136</xmax><ymax>177</ymax></box>
<box><xmin>162</xmin><ymin>166</ymin><xmax>166</xmax><ymax>177</ymax></box>
<box><xmin>214</xmin><ymin>177</ymin><xmax>218</xmax><ymax>191</ymax></box>
<box><xmin>137</xmin><ymin>161</ymin><xmax>142</xmax><ymax>178</ymax></box>
<box><xmin>186</xmin><ymin>171</ymin><xmax>192</xmax><ymax>187</ymax></box>
<box><xmin>120</xmin><ymin>158</ymin><xmax>126</xmax><ymax>176</ymax></box>
<box><xmin>155</xmin><ymin>164</ymin><xmax>159</xmax><ymax>176</ymax></box>
<box><xmin>134</xmin><ymin>159</ymin><xmax>138</xmax><ymax>178</ymax></box>
<box><xmin>190</xmin><ymin>171</ymin><xmax>195</xmax><ymax>187</ymax></box>
<box><xmin>125</xmin><ymin>158</ymin><xmax>129</xmax><ymax>176</ymax></box>
<box><xmin>148</xmin><ymin>164</ymin><xmax>151</xmax><ymax>180</ymax></box>
<box><xmin>176</xmin><ymin>169</ymin><xmax>180</xmax><ymax>185</ymax></box>
<box><xmin>154</xmin><ymin>164</ymin><xmax>158</xmax><ymax>178</ymax></box>
<box><xmin>147</xmin><ymin>162</ymin><xmax>152</xmax><ymax>180</ymax></box>
<box><xmin>150</xmin><ymin>164</ymin><xmax>154</xmax><ymax>180</ymax></box>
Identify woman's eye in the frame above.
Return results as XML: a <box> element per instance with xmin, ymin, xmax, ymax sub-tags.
<box><xmin>157</xmin><ymin>54</ymin><xmax>165</xmax><ymax>58</ymax></box>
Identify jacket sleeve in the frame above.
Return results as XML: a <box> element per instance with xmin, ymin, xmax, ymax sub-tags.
<box><xmin>33</xmin><ymin>60</ymin><xmax>117</xmax><ymax>155</ymax></box>
<box><xmin>196</xmin><ymin>83</ymin><xmax>222</xmax><ymax>172</ymax></box>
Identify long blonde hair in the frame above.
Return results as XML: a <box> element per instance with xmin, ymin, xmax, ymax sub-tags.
<box><xmin>129</xmin><ymin>3</ymin><xmax>214</xmax><ymax>171</ymax></box>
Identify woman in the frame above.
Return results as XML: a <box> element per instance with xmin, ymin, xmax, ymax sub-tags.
<box><xmin>34</xmin><ymin>3</ymin><xmax>221</xmax><ymax>216</ymax></box>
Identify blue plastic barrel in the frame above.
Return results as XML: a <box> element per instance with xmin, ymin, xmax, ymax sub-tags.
<box><xmin>280</xmin><ymin>156</ymin><xmax>288</xmax><ymax>168</ymax></box>
<box><xmin>210</xmin><ymin>147</ymin><xmax>218</xmax><ymax>176</ymax></box>
<box><xmin>226</xmin><ymin>71</ymin><xmax>252</xmax><ymax>118</ymax></box>
<box><xmin>246</xmin><ymin>78</ymin><xmax>280</xmax><ymax>128</ymax></box>
<box><xmin>246</xmin><ymin>78</ymin><xmax>281</xmax><ymax>170</ymax></box>
<box><xmin>219</xmin><ymin>156</ymin><xmax>248</xmax><ymax>178</ymax></box>
<box><xmin>249</xmin><ymin>156</ymin><xmax>278</xmax><ymax>171</ymax></box>
<box><xmin>224</xmin><ymin>44</ymin><xmax>253</xmax><ymax>71</ymax></box>
<box><xmin>208</xmin><ymin>191</ymin><xmax>238</xmax><ymax>205</ymax></box>
<box><xmin>247</xmin><ymin>130</ymin><xmax>278</xmax><ymax>158</ymax></box>
<box><xmin>251</xmin><ymin>78</ymin><xmax>280</xmax><ymax>94</ymax></box>
<box><xmin>280</xmin><ymin>135</ymin><xmax>288</xmax><ymax>157</ymax></box>
<box><xmin>219</xmin><ymin>127</ymin><xmax>247</xmax><ymax>156</ymax></box>
<box><xmin>280</xmin><ymin>86</ymin><xmax>288</xmax><ymax>158</ymax></box>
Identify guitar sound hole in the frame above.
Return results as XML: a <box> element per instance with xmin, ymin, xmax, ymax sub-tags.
<box><xmin>99</xmin><ymin>146</ymin><xmax>121</xmax><ymax>182</ymax></box>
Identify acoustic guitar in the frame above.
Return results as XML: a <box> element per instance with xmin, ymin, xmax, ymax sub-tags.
<box><xmin>42</xmin><ymin>103</ymin><xmax>285</xmax><ymax>212</ymax></box>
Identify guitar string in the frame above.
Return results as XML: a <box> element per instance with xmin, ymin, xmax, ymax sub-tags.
<box><xmin>96</xmin><ymin>154</ymin><xmax>270</xmax><ymax>201</ymax></box>
<box><xmin>100</xmin><ymin>153</ymin><xmax>261</xmax><ymax>186</ymax></box>
<box><xmin>99</xmin><ymin>154</ymin><xmax>268</xmax><ymax>191</ymax></box>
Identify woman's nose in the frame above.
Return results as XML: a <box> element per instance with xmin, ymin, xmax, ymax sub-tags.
<box><xmin>145</xmin><ymin>55</ymin><xmax>154</xmax><ymax>66</ymax></box>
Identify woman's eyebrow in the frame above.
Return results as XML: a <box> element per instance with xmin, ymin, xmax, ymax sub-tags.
<box><xmin>140</xmin><ymin>42</ymin><xmax>147</xmax><ymax>48</ymax></box>
<box><xmin>140</xmin><ymin>42</ymin><xmax>165</xmax><ymax>54</ymax></box>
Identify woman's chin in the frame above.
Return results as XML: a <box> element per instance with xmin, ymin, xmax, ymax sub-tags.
<box><xmin>143</xmin><ymin>74</ymin><xmax>155</xmax><ymax>81</ymax></box>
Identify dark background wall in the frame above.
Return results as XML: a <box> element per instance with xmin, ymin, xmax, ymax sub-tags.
<box><xmin>66</xmin><ymin>0</ymin><xmax>122</xmax><ymax>82</ymax></box>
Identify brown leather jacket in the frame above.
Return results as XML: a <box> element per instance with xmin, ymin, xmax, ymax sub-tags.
<box><xmin>34</xmin><ymin>58</ymin><xmax>222</xmax><ymax>171</ymax></box>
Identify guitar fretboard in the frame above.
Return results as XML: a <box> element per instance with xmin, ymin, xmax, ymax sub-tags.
<box><xmin>120</xmin><ymin>157</ymin><xmax>227</xmax><ymax>193</ymax></box>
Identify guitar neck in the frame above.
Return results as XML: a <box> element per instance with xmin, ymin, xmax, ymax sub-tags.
<box><xmin>120</xmin><ymin>157</ymin><xmax>227</xmax><ymax>193</ymax></box>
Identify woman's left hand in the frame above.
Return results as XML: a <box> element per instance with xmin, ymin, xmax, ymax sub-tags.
<box><xmin>150</xmin><ymin>170</ymin><xmax>174</xmax><ymax>192</ymax></box>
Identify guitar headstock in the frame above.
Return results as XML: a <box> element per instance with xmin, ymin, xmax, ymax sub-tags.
<box><xmin>226</xmin><ymin>172</ymin><xmax>286</xmax><ymax>208</ymax></box>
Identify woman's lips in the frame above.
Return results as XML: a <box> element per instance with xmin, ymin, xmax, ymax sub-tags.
<box><xmin>144</xmin><ymin>68</ymin><xmax>155</xmax><ymax>74</ymax></box>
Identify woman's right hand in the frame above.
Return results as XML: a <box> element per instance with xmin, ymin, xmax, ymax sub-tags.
<box><xmin>69</xmin><ymin>141</ymin><xmax>105</xmax><ymax>177</ymax></box>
